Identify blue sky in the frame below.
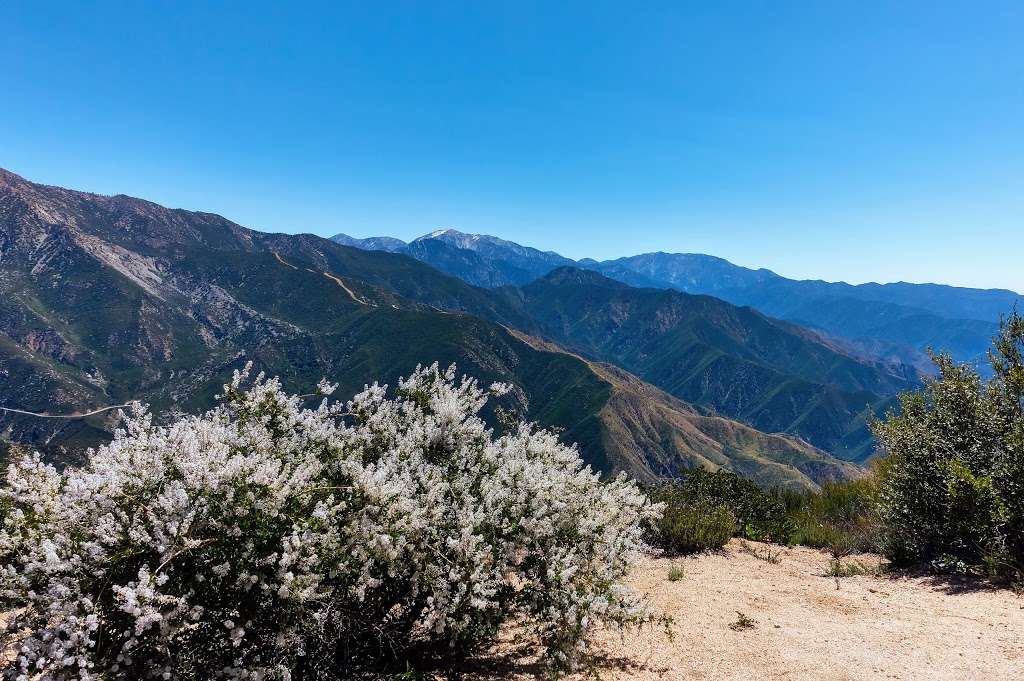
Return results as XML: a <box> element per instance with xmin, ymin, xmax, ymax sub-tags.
<box><xmin>3</xmin><ymin>1</ymin><xmax>1022</xmax><ymax>291</ymax></box>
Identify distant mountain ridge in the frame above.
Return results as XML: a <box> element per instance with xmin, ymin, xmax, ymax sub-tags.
<box><xmin>4</xmin><ymin>169</ymin><xmax>1004</xmax><ymax>487</ymax></box>
<box><xmin>329</xmin><ymin>233</ymin><xmax>406</xmax><ymax>253</ymax></box>
<box><xmin>332</xmin><ymin>229</ymin><xmax>1019</xmax><ymax>369</ymax></box>
<box><xmin>333</xmin><ymin>228</ymin><xmax>575</xmax><ymax>287</ymax></box>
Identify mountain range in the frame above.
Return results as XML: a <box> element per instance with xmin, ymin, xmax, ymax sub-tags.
<box><xmin>333</xmin><ymin>229</ymin><xmax>1018</xmax><ymax>373</ymax></box>
<box><xmin>498</xmin><ymin>267</ymin><xmax>916</xmax><ymax>461</ymax></box>
<box><xmin>5</xmin><ymin>170</ymin><xmax>1012</xmax><ymax>490</ymax></box>
<box><xmin>1</xmin><ymin>168</ymin><xmax>866</xmax><ymax>490</ymax></box>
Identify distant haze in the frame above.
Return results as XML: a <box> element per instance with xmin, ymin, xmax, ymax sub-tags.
<box><xmin>4</xmin><ymin>2</ymin><xmax>1022</xmax><ymax>290</ymax></box>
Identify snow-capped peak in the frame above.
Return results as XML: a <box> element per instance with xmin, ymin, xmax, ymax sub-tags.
<box><xmin>414</xmin><ymin>228</ymin><xmax>468</xmax><ymax>242</ymax></box>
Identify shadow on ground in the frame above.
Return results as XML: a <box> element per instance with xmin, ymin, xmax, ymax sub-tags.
<box><xmin>442</xmin><ymin>639</ymin><xmax>661</xmax><ymax>680</ymax></box>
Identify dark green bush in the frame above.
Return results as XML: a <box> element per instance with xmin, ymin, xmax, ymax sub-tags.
<box><xmin>646</xmin><ymin>468</ymin><xmax>802</xmax><ymax>553</ymax></box>
<box><xmin>650</xmin><ymin>498</ymin><xmax>735</xmax><ymax>555</ymax></box>
<box><xmin>655</xmin><ymin>468</ymin><xmax>792</xmax><ymax>542</ymax></box>
<box><xmin>872</xmin><ymin>311</ymin><xmax>1024</xmax><ymax>577</ymax></box>
<box><xmin>649</xmin><ymin>467</ymin><xmax>886</xmax><ymax>556</ymax></box>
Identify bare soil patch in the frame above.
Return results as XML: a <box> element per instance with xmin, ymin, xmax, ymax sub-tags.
<box><xmin>459</xmin><ymin>539</ymin><xmax>1024</xmax><ymax>680</ymax></box>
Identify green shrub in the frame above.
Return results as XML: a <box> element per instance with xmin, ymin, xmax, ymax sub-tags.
<box><xmin>738</xmin><ymin>540</ymin><xmax>782</xmax><ymax>564</ymax></box>
<box><xmin>785</xmin><ymin>478</ymin><xmax>881</xmax><ymax>553</ymax></box>
<box><xmin>651</xmin><ymin>469</ymin><xmax>792</xmax><ymax>543</ymax></box>
<box><xmin>729</xmin><ymin>611</ymin><xmax>756</xmax><ymax>631</ymax></box>
<box><xmin>649</xmin><ymin>468</ymin><xmax>885</xmax><ymax>557</ymax></box>
<box><xmin>872</xmin><ymin>311</ymin><xmax>1024</xmax><ymax>577</ymax></box>
<box><xmin>649</xmin><ymin>495</ymin><xmax>735</xmax><ymax>555</ymax></box>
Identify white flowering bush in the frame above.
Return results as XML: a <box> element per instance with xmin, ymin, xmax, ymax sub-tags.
<box><xmin>0</xmin><ymin>363</ymin><xmax>660</xmax><ymax>679</ymax></box>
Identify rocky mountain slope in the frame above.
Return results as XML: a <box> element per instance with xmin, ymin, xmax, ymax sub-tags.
<box><xmin>508</xmin><ymin>330</ymin><xmax>858</xmax><ymax>488</ymax></box>
<box><xmin>501</xmin><ymin>267</ymin><xmax>917</xmax><ymax>461</ymax></box>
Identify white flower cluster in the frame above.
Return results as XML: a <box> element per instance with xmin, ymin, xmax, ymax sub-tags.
<box><xmin>1</xmin><ymin>363</ymin><xmax>660</xmax><ymax>679</ymax></box>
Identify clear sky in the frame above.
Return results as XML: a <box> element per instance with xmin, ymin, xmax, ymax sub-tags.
<box><xmin>3</xmin><ymin>2</ymin><xmax>1022</xmax><ymax>291</ymax></box>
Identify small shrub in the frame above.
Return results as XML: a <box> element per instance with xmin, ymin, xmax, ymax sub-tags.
<box><xmin>785</xmin><ymin>478</ymin><xmax>881</xmax><ymax>553</ymax></box>
<box><xmin>825</xmin><ymin>559</ymin><xmax>878</xmax><ymax>579</ymax></box>
<box><xmin>667</xmin><ymin>564</ymin><xmax>685</xmax><ymax>582</ymax></box>
<box><xmin>0</xmin><ymin>363</ymin><xmax>661</xmax><ymax>679</ymax></box>
<box><xmin>728</xmin><ymin>611</ymin><xmax>756</xmax><ymax>631</ymax></box>
<box><xmin>648</xmin><ymin>495</ymin><xmax>735</xmax><ymax>555</ymax></box>
<box><xmin>825</xmin><ymin>557</ymin><xmax>880</xmax><ymax>589</ymax></box>
<box><xmin>672</xmin><ymin>469</ymin><xmax>792</xmax><ymax>542</ymax></box>
<box><xmin>647</xmin><ymin>469</ymin><xmax>792</xmax><ymax>550</ymax></box>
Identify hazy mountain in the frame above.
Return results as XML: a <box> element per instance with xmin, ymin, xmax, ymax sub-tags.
<box><xmin>411</xmin><ymin>228</ymin><xmax>576</xmax><ymax>280</ymax></box>
<box><xmin>591</xmin><ymin>252</ymin><xmax>778</xmax><ymax>293</ymax></box>
<box><xmin>330</xmin><ymin>228</ymin><xmax>930</xmax><ymax>460</ymax></box>
<box><xmin>405</xmin><ymin>237</ymin><xmax>536</xmax><ymax>288</ymax></box>
<box><xmin>0</xmin><ymin>169</ymin><xmax>851</xmax><ymax>489</ymax></box>
<box><xmin>594</xmin><ymin>253</ymin><xmax>1015</xmax><ymax>367</ymax></box>
<box><xmin>335</xmin><ymin>230</ymin><xmax>1018</xmax><ymax>369</ymax></box>
<box><xmin>328</xmin><ymin>233</ymin><xmax>407</xmax><ymax>252</ymax></box>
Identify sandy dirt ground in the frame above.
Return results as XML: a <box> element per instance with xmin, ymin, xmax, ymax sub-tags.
<box><xmin>459</xmin><ymin>539</ymin><xmax>1024</xmax><ymax>680</ymax></box>
<box><xmin>0</xmin><ymin>608</ymin><xmax>23</xmax><ymax>669</ymax></box>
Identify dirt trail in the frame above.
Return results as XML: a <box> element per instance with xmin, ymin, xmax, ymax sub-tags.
<box><xmin>272</xmin><ymin>251</ymin><xmax>367</xmax><ymax>305</ymax></box>
<box><xmin>463</xmin><ymin>539</ymin><xmax>1024</xmax><ymax>680</ymax></box>
<box><xmin>0</xmin><ymin>404</ymin><xmax>133</xmax><ymax>419</ymax></box>
<box><xmin>319</xmin><ymin>270</ymin><xmax>367</xmax><ymax>305</ymax></box>
<box><xmin>272</xmin><ymin>250</ymin><xmax>299</xmax><ymax>269</ymax></box>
